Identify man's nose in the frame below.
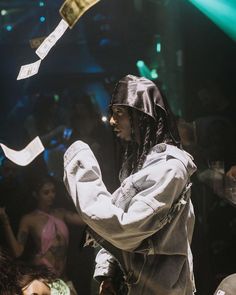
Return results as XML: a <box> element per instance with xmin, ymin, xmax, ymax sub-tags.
<box><xmin>109</xmin><ymin>116</ymin><xmax>116</xmax><ymax>126</ymax></box>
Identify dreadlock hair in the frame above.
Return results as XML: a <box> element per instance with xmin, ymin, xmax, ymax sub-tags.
<box><xmin>119</xmin><ymin>106</ymin><xmax>180</xmax><ymax>182</ymax></box>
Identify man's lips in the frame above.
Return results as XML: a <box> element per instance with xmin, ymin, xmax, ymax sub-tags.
<box><xmin>113</xmin><ymin>127</ymin><xmax>120</xmax><ymax>133</ymax></box>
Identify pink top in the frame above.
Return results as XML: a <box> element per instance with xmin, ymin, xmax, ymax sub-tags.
<box><xmin>35</xmin><ymin>210</ymin><xmax>69</xmax><ymax>274</ymax></box>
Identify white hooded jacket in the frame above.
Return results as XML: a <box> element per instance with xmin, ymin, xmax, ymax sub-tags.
<box><xmin>64</xmin><ymin>140</ymin><xmax>197</xmax><ymax>295</ymax></box>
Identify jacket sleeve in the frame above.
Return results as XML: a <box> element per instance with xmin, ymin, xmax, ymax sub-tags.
<box><xmin>64</xmin><ymin>141</ymin><xmax>188</xmax><ymax>251</ymax></box>
<box><xmin>94</xmin><ymin>248</ymin><xmax>118</xmax><ymax>281</ymax></box>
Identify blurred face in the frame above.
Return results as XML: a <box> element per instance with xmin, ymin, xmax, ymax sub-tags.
<box><xmin>36</xmin><ymin>182</ymin><xmax>56</xmax><ymax>208</ymax></box>
<box><xmin>22</xmin><ymin>280</ymin><xmax>50</xmax><ymax>295</ymax></box>
<box><xmin>110</xmin><ymin>106</ymin><xmax>132</xmax><ymax>141</ymax></box>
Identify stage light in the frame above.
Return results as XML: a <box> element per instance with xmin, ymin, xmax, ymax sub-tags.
<box><xmin>99</xmin><ymin>38</ymin><xmax>111</xmax><ymax>47</ymax></box>
<box><xmin>155</xmin><ymin>35</ymin><xmax>161</xmax><ymax>53</ymax></box>
<box><xmin>1</xmin><ymin>9</ymin><xmax>7</xmax><ymax>16</ymax></box>
<box><xmin>136</xmin><ymin>60</ymin><xmax>152</xmax><ymax>79</ymax></box>
<box><xmin>39</xmin><ymin>1</ymin><xmax>45</xmax><ymax>7</ymax></box>
<box><xmin>136</xmin><ymin>60</ymin><xmax>145</xmax><ymax>67</ymax></box>
<box><xmin>188</xmin><ymin>0</ymin><xmax>236</xmax><ymax>41</ymax></box>
<box><xmin>136</xmin><ymin>60</ymin><xmax>159</xmax><ymax>80</ymax></box>
<box><xmin>150</xmin><ymin>69</ymin><xmax>159</xmax><ymax>79</ymax></box>
<box><xmin>39</xmin><ymin>16</ymin><xmax>46</xmax><ymax>22</ymax></box>
<box><xmin>54</xmin><ymin>94</ymin><xmax>60</xmax><ymax>102</ymax></box>
<box><xmin>101</xmin><ymin>116</ymin><xmax>108</xmax><ymax>122</ymax></box>
<box><xmin>6</xmin><ymin>25</ymin><xmax>13</xmax><ymax>31</ymax></box>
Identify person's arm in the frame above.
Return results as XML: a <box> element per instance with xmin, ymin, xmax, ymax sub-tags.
<box><xmin>24</xmin><ymin>115</ymin><xmax>66</xmax><ymax>147</ymax></box>
<box><xmin>226</xmin><ymin>165</ymin><xmax>236</xmax><ymax>180</ymax></box>
<box><xmin>0</xmin><ymin>208</ymin><xmax>29</xmax><ymax>257</ymax></box>
<box><xmin>63</xmin><ymin>209</ymin><xmax>85</xmax><ymax>226</ymax></box>
<box><xmin>99</xmin><ymin>279</ymin><xmax>116</xmax><ymax>295</ymax></box>
<box><xmin>94</xmin><ymin>248</ymin><xmax>119</xmax><ymax>295</ymax></box>
<box><xmin>64</xmin><ymin>141</ymin><xmax>189</xmax><ymax>251</ymax></box>
<box><xmin>94</xmin><ymin>248</ymin><xmax>117</xmax><ymax>281</ymax></box>
<box><xmin>40</xmin><ymin>125</ymin><xmax>66</xmax><ymax>146</ymax></box>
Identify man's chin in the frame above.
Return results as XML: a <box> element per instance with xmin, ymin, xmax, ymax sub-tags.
<box><xmin>120</xmin><ymin>136</ymin><xmax>131</xmax><ymax>142</ymax></box>
<box><xmin>115</xmin><ymin>132</ymin><xmax>131</xmax><ymax>142</ymax></box>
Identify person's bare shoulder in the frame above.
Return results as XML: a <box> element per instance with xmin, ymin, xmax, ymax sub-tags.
<box><xmin>21</xmin><ymin>211</ymin><xmax>42</xmax><ymax>226</ymax></box>
<box><xmin>52</xmin><ymin>208</ymin><xmax>66</xmax><ymax>219</ymax></box>
<box><xmin>17</xmin><ymin>213</ymin><xmax>35</xmax><ymax>233</ymax></box>
<box><xmin>21</xmin><ymin>212</ymin><xmax>33</xmax><ymax>222</ymax></box>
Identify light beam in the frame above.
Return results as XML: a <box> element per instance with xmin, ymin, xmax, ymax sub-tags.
<box><xmin>189</xmin><ymin>0</ymin><xmax>236</xmax><ymax>41</ymax></box>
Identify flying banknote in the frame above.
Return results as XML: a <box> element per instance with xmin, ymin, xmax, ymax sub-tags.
<box><xmin>60</xmin><ymin>0</ymin><xmax>100</xmax><ymax>28</ymax></box>
<box><xmin>0</xmin><ymin>137</ymin><xmax>44</xmax><ymax>166</ymax></box>
<box><xmin>17</xmin><ymin>59</ymin><xmax>42</xmax><ymax>80</ymax></box>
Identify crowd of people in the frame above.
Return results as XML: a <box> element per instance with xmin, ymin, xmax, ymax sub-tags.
<box><xmin>0</xmin><ymin>174</ymin><xmax>84</xmax><ymax>294</ymax></box>
<box><xmin>0</xmin><ymin>88</ymin><xmax>116</xmax><ymax>294</ymax></box>
<box><xmin>176</xmin><ymin>80</ymin><xmax>236</xmax><ymax>294</ymax></box>
<box><xmin>0</xmin><ymin>75</ymin><xmax>235</xmax><ymax>294</ymax></box>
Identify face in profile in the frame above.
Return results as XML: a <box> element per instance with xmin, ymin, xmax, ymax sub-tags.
<box><xmin>22</xmin><ymin>279</ymin><xmax>51</xmax><ymax>295</ymax></box>
<box><xmin>110</xmin><ymin>106</ymin><xmax>132</xmax><ymax>141</ymax></box>
<box><xmin>36</xmin><ymin>182</ymin><xmax>56</xmax><ymax>208</ymax></box>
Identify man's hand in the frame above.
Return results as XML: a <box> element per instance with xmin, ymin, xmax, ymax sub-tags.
<box><xmin>99</xmin><ymin>278</ymin><xmax>116</xmax><ymax>295</ymax></box>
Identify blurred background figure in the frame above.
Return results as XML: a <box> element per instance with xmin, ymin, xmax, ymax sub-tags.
<box><xmin>226</xmin><ymin>165</ymin><xmax>236</xmax><ymax>180</ymax></box>
<box><xmin>15</xmin><ymin>263</ymin><xmax>56</xmax><ymax>295</ymax></box>
<box><xmin>0</xmin><ymin>247</ymin><xmax>55</xmax><ymax>295</ymax></box>
<box><xmin>0</xmin><ymin>157</ymin><xmax>29</xmax><ymax>249</ymax></box>
<box><xmin>0</xmin><ymin>247</ymin><xmax>18</xmax><ymax>294</ymax></box>
<box><xmin>69</xmin><ymin>93</ymin><xmax>117</xmax><ymax>192</ymax></box>
<box><xmin>24</xmin><ymin>93</ymin><xmax>71</xmax><ymax>180</ymax></box>
<box><xmin>0</xmin><ymin>175</ymin><xmax>84</xmax><ymax>295</ymax></box>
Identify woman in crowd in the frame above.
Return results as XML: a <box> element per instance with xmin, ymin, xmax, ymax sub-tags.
<box><xmin>0</xmin><ymin>175</ymin><xmax>83</xmax><ymax>295</ymax></box>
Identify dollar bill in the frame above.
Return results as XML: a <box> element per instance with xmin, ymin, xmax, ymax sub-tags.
<box><xmin>60</xmin><ymin>0</ymin><xmax>100</xmax><ymax>29</ymax></box>
<box><xmin>17</xmin><ymin>59</ymin><xmax>41</xmax><ymax>80</ymax></box>
<box><xmin>36</xmin><ymin>19</ymin><xmax>69</xmax><ymax>60</ymax></box>
<box><xmin>29</xmin><ymin>36</ymin><xmax>46</xmax><ymax>49</ymax></box>
<box><xmin>0</xmin><ymin>137</ymin><xmax>45</xmax><ymax>166</ymax></box>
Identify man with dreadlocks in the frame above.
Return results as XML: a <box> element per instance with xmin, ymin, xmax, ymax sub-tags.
<box><xmin>63</xmin><ymin>75</ymin><xmax>197</xmax><ymax>295</ymax></box>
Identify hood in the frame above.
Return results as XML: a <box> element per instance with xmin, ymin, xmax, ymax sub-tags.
<box><xmin>110</xmin><ymin>74</ymin><xmax>180</xmax><ymax>145</ymax></box>
<box><xmin>111</xmin><ymin>75</ymin><xmax>166</xmax><ymax>119</ymax></box>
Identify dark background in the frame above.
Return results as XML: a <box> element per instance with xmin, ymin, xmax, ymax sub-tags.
<box><xmin>0</xmin><ymin>0</ymin><xmax>236</xmax><ymax>294</ymax></box>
